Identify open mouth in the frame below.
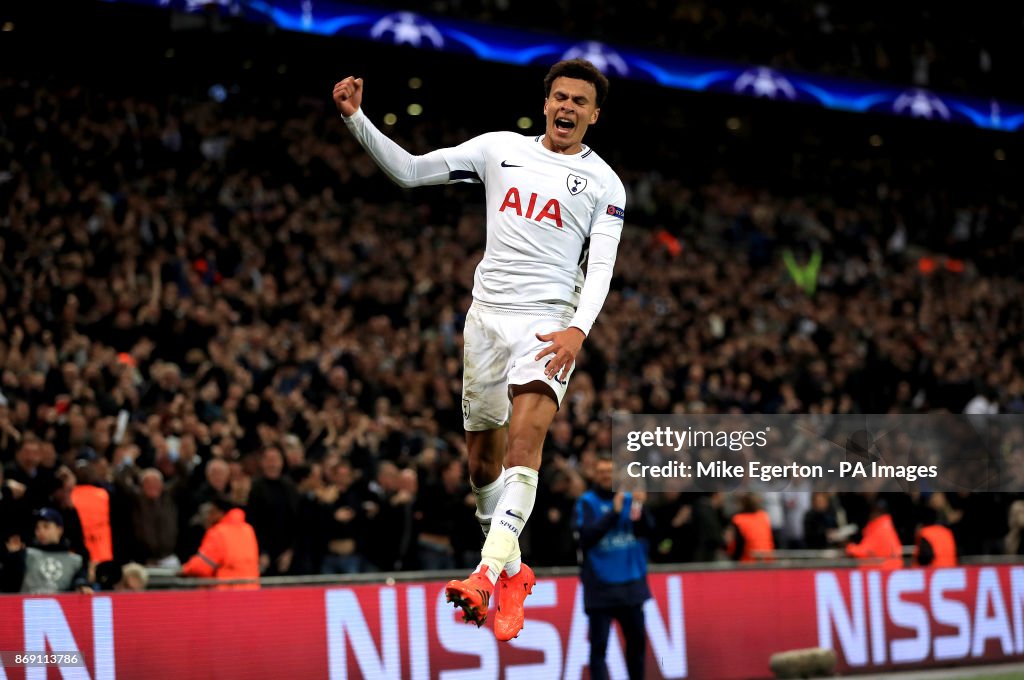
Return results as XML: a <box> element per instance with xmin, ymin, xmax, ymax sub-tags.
<box><xmin>554</xmin><ymin>117</ymin><xmax>576</xmax><ymax>131</ymax></box>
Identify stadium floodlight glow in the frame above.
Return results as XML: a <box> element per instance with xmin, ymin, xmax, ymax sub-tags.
<box><xmin>869</xmin><ymin>134</ymin><xmax>883</xmax><ymax>147</ymax></box>
<box><xmin>406</xmin><ymin>103</ymin><xmax>423</xmax><ymax>116</ymax></box>
<box><xmin>725</xmin><ymin>117</ymin><xmax>741</xmax><ymax>131</ymax></box>
<box><xmin>383</xmin><ymin>112</ymin><xmax>398</xmax><ymax>125</ymax></box>
<box><xmin>103</xmin><ymin>0</ymin><xmax>1024</xmax><ymax>133</ymax></box>
<box><xmin>408</xmin><ymin>77</ymin><xmax>422</xmax><ymax>89</ymax></box>
<box><xmin>516</xmin><ymin>116</ymin><xmax>532</xmax><ymax>130</ymax></box>
<box><xmin>994</xmin><ymin>149</ymin><xmax>1006</xmax><ymax>161</ymax></box>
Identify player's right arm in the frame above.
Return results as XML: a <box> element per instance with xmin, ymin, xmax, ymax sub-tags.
<box><xmin>333</xmin><ymin>76</ymin><xmax>480</xmax><ymax>188</ymax></box>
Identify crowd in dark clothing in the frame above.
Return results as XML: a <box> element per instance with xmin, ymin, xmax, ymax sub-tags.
<box><xmin>0</xmin><ymin>50</ymin><xmax>1023</xmax><ymax>582</ymax></box>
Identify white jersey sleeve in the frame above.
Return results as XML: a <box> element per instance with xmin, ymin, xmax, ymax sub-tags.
<box><xmin>342</xmin><ymin>108</ymin><xmax>491</xmax><ymax>187</ymax></box>
<box><xmin>437</xmin><ymin>133</ymin><xmax>501</xmax><ymax>185</ymax></box>
<box><xmin>569</xmin><ymin>176</ymin><xmax>626</xmax><ymax>335</ymax></box>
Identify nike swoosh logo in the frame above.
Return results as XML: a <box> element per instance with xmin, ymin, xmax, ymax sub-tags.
<box><xmin>505</xmin><ymin>509</ymin><xmax>525</xmax><ymax>521</ymax></box>
<box><xmin>501</xmin><ymin>161</ymin><xmax>522</xmax><ymax>168</ymax></box>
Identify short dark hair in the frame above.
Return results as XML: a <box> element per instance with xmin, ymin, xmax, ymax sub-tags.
<box><xmin>917</xmin><ymin>506</ymin><xmax>939</xmax><ymax>527</ymax></box>
<box><xmin>210</xmin><ymin>495</ymin><xmax>236</xmax><ymax>513</ymax></box>
<box><xmin>544</xmin><ymin>59</ymin><xmax>610</xmax><ymax>107</ymax></box>
<box><xmin>738</xmin><ymin>493</ymin><xmax>761</xmax><ymax>514</ymax></box>
<box><xmin>870</xmin><ymin>496</ymin><xmax>890</xmax><ymax>517</ymax></box>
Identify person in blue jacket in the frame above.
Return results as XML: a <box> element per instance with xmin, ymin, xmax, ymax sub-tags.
<box><xmin>574</xmin><ymin>455</ymin><xmax>653</xmax><ymax>680</ymax></box>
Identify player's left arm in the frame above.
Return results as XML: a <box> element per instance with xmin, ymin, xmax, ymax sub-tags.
<box><xmin>536</xmin><ymin>178</ymin><xmax>625</xmax><ymax>382</ymax></box>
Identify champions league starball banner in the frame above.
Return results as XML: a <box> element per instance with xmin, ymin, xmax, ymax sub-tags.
<box><xmin>101</xmin><ymin>0</ymin><xmax>1024</xmax><ymax>132</ymax></box>
<box><xmin>612</xmin><ymin>414</ymin><xmax>1024</xmax><ymax>493</ymax></box>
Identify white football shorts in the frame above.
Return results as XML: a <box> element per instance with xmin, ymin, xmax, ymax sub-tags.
<box><xmin>461</xmin><ymin>301</ymin><xmax>576</xmax><ymax>431</ymax></box>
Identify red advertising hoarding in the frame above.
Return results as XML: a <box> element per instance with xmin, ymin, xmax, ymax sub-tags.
<box><xmin>1</xmin><ymin>565</ymin><xmax>1023</xmax><ymax>679</ymax></box>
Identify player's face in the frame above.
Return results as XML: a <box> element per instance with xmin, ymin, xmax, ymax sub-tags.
<box><xmin>543</xmin><ymin>77</ymin><xmax>600</xmax><ymax>154</ymax></box>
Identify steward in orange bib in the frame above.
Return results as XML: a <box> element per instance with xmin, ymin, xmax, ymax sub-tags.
<box><xmin>181</xmin><ymin>498</ymin><xmax>260</xmax><ymax>590</ymax></box>
<box><xmin>71</xmin><ymin>452</ymin><xmax>113</xmax><ymax>565</ymax></box>
<box><xmin>846</xmin><ymin>498</ymin><xmax>903</xmax><ymax>570</ymax></box>
<box><xmin>729</xmin><ymin>494</ymin><xmax>775</xmax><ymax>562</ymax></box>
<box><xmin>913</xmin><ymin>501</ymin><xmax>957</xmax><ymax>568</ymax></box>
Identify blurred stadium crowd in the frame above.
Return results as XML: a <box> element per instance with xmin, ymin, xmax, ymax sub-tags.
<box><xmin>1</xmin><ymin>1</ymin><xmax>1023</xmax><ymax>585</ymax></box>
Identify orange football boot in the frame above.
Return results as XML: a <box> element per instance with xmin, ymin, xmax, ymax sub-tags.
<box><xmin>444</xmin><ymin>566</ymin><xmax>494</xmax><ymax>628</ymax></box>
<box><xmin>493</xmin><ymin>563</ymin><xmax>536</xmax><ymax>641</ymax></box>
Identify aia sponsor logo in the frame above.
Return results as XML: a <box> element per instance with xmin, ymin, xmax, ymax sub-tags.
<box><xmin>499</xmin><ymin>187</ymin><xmax>563</xmax><ymax>229</ymax></box>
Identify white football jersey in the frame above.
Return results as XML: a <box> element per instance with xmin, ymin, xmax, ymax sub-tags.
<box><xmin>438</xmin><ymin>132</ymin><xmax>626</xmax><ymax>309</ymax></box>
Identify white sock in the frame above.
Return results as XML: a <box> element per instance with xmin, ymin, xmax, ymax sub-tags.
<box><xmin>472</xmin><ymin>563</ymin><xmax>498</xmax><ymax>586</ymax></box>
<box><xmin>472</xmin><ymin>467</ymin><xmax>505</xmax><ymax>539</ymax></box>
<box><xmin>471</xmin><ymin>467</ymin><xmax>521</xmax><ymax>577</ymax></box>
<box><xmin>477</xmin><ymin>466</ymin><xmax>538</xmax><ymax>580</ymax></box>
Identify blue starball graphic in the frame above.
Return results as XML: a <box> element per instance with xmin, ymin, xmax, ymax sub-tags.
<box><xmin>561</xmin><ymin>41</ymin><xmax>629</xmax><ymax>77</ymax></box>
<box><xmin>732</xmin><ymin>67</ymin><xmax>797</xmax><ymax>101</ymax></box>
<box><xmin>892</xmin><ymin>88</ymin><xmax>951</xmax><ymax>120</ymax></box>
<box><xmin>105</xmin><ymin>0</ymin><xmax>1024</xmax><ymax>133</ymax></box>
<box><xmin>369</xmin><ymin>11</ymin><xmax>444</xmax><ymax>49</ymax></box>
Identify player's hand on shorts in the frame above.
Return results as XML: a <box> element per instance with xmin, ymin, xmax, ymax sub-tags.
<box><xmin>333</xmin><ymin>76</ymin><xmax>363</xmax><ymax>117</ymax></box>
<box><xmin>535</xmin><ymin>327</ymin><xmax>585</xmax><ymax>383</ymax></box>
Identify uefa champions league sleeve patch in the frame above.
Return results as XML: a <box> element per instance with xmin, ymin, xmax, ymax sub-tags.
<box><xmin>605</xmin><ymin>205</ymin><xmax>625</xmax><ymax>219</ymax></box>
